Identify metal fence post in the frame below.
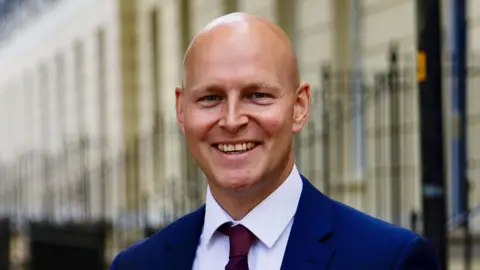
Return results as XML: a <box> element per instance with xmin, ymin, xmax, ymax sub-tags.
<box><xmin>374</xmin><ymin>72</ymin><xmax>387</xmax><ymax>217</ymax></box>
<box><xmin>82</xmin><ymin>137</ymin><xmax>91</xmax><ymax>221</ymax></box>
<box><xmin>388</xmin><ymin>43</ymin><xmax>401</xmax><ymax>226</ymax></box>
<box><xmin>416</xmin><ymin>0</ymin><xmax>448</xmax><ymax>267</ymax></box>
<box><xmin>321</xmin><ymin>64</ymin><xmax>332</xmax><ymax>196</ymax></box>
<box><xmin>134</xmin><ymin>135</ymin><xmax>141</xmax><ymax>228</ymax></box>
<box><xmin>450</xmin><ymin>0</ymin><xmax>471</xmax><ymax>268</ymax></box>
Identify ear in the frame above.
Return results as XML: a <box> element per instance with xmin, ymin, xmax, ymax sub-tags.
<box><xmin>175</xmin><ymin>87</ymin><xmax>185</xmax><ymax>134</ymax></box>
<box><xmin>292</xmin><ymin>82</ymin><xmax>311</xmax><ymax>134</ymax></box>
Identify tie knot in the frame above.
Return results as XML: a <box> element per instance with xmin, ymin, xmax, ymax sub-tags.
<box><xmin>218</xmin><ymin>223</ymin><xmax>255</xmax><ymax>257</ymax></box>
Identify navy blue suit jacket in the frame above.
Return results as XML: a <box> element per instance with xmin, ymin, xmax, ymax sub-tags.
<box><xmin>110</xmin><ymin>176</ymin><xmax>440</xmax><ymax>269</ymax></box>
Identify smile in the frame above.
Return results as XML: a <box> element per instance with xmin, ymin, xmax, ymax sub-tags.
<box><xmin>215</xmin><ymin>142</ymin><xmax>257</xmax><ymax>154</ymax></box>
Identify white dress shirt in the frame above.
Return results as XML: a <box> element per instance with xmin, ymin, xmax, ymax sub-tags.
<box><xmin>192</xmin><ymin>165</ymin><xmax>303</xmax><ymax>270</ymax></box>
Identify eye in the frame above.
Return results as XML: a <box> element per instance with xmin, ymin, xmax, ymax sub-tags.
<box><xmin>249</xmin><ymin>92</ymin><xmax>267</xmax><ymax>99</ymax></box>
<box><xmin>200</xmin><ymin>95</ymin><xmax>223</xmax><ymax>102</ymax></box>
<box><xmin>247</xmin><ymin>92</ymin><xmax>274</xmax><ymax>105</ymax></box>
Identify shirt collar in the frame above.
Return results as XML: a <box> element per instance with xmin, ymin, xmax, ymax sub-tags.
<box><xmin>202</xmin><ymin>164</ymin><xmax>303</xmax><ymax>248</ymax></box>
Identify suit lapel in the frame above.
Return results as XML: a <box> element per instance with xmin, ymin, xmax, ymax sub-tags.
<box><xmin>163</xmin><ymin>206</ymin><xmax>206</xmax><ymax>270</ymax></box>
<box><xmin>160</xmin><ymin>176</ymin><xmax>335</xmax><ymax>270</ymax></box>
<box><xmin>281</xmin><ymin>176</ymin><xmax>335</xmax><ymax>270</ymax></box>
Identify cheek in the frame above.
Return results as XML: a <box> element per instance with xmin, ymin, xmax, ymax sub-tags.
<box><xmin>256</xmin><ymin>108</ymin><xmax>292</xmax><ymax>137</ymax></box>
<box><xmin>184</xmin><ymin>109</ymin><xmax>217</xmax><ymax>140</ymax></box>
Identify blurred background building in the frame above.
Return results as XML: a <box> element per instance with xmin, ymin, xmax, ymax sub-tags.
<box><xmin>0</xmin><ymin>0</ymin><xmax>478</xmax><ymax>269</ymax></box>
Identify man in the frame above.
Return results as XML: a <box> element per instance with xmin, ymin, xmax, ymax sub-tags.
<box><xmin>110</xmin><ymin>13</ymin><xmax>440</xmax><ymax>270</ymax></box>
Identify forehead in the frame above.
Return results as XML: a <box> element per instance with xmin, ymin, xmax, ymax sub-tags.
<box><xmin>184</xmin><ymin>30</ymin><xmax>286</xmax><ymax>90</ymax></box>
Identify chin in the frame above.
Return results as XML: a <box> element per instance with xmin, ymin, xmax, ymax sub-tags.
<box><xmin>214</xmin><ymin>170</ymin><xmax>263</xmax><ymax>193</ymax></box>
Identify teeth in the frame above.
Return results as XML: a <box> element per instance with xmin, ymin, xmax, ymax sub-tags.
<box><xmin>216</xmin><ymin>142</ymin><xmax>257</xmax><ymax>153</ymax></box>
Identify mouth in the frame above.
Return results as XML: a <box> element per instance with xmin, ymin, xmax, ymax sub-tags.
<box><xmin>213</xmin><ymin>142</ymin><xmax>259</xmax><ymax>154</ymax></box>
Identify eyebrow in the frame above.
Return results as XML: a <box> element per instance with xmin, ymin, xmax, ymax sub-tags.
<box><xmin>189</xmin><ymin>81</ymin><xmax>280</xmax><ymax>93</ymax></box>
<box><xmin>243</xmin><ymin>82</ymin><xmax>280</xmax><ymax>91</ymax></box>
<box><xmin>189</xmin><ymin>83</ymin><xmax>223</xmax><ymax>93</ymax></box>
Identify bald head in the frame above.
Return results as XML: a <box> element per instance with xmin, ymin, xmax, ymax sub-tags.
<box><xmin>182</xmin><ymin>12</ymin><xmax>300</xmax><ymax>90</ymax></box>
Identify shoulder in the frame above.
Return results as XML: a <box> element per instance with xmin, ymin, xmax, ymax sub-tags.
<box><xmin>109</xmin><ymin>207</ymin><xmax>205</xmax><ymax>269</ymax></box>
<box><xmin>328</xmin><ymin>199</ymin><xmax>438</xmax><ymax>268</ymax></box>
<box><xmin>330</xmin><ymin>198</ymin><xmax>416</xmax><ymax>242</ymax></box>
<box><xmin>109</xmin><ymin>223</ymin><xmax>176</xmax><ymax>269</ymax></box>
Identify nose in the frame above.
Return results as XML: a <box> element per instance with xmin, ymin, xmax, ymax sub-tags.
<box><xmin>218</xmin><ymin>99</ymin><xmax>248</xmax><ymax>133</ymax></box>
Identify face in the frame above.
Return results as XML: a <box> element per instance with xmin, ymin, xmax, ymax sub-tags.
<box><xmin>176</xmin><ymin>29</ymin><xmax>310</xmax><ymax>197</ymax></box>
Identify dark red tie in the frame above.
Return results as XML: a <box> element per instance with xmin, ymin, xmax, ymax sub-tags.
<box><xmin>218</xmin><ymin>223</ymin><xmax>256</xmax><ymax>270</ymax></box>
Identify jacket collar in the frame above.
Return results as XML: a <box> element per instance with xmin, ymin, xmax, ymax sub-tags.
<box><xmin>163</xmin><ymin>175</ymin><xmax>335</xmax><ymax>270</ymax></box>
<box><xmin>280</xmin><ymin>175</ymin><xmax>335</xmax><ymax>270</ymax></box>
<box><xmin>163</xmin><ymin>206</ymin><xmax>206</xmax><ymax>270</ymax></box>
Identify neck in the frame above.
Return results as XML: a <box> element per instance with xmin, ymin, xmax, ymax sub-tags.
<box><xmin>211</xmin><ymin>154</ymin><xmax>295</xmax><ymax>220</ymax></box>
